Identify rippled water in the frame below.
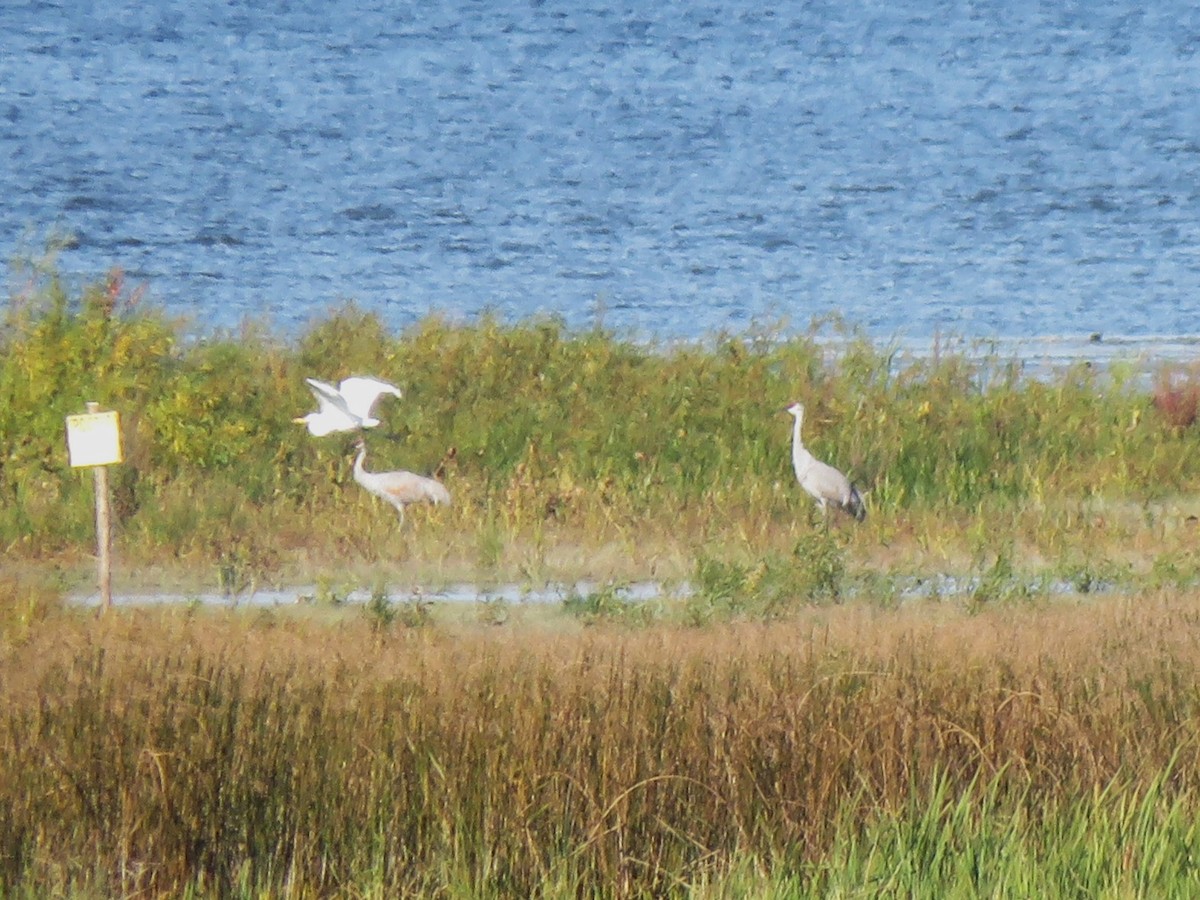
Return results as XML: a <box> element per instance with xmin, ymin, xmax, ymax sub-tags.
<box><xmin>4</xmin><ymin>0</ymin><xmax>1200</xmax><ymax>345</ymax></box>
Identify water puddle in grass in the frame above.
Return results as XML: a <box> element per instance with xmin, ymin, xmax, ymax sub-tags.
<box><xmin>70</xmin><ymin>580</ymin><xmax>676</xmax><ymax>610</ymax></box>
<box><xmin>890</xmin><ymin>574</ymin><xmax>1124</xmax><ymax>602</ymax></box>
<box><xmin>69</xmin><ymin>574</ymin><xmax>1130</xmax><ymax>611</ymax></box>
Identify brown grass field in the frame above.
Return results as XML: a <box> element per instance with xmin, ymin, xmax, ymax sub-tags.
<box><xmin>3</xmin><ymin>587</ymin><xmax>1200</xmax><ymax>896</ymax></box>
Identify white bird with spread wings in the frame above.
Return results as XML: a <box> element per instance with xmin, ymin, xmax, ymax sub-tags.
<box><xmin>294</xmin><ymin>376</ymin><xmax>402</xmax><ymax>436</ymax></box>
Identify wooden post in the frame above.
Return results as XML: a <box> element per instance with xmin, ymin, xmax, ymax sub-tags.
<box><xmin>66</xmin><ymin>403</ymin><xmax>122</xmax><ymax>611</ymax></box>
<box><xmin>86</xmin><ymin>402</ymin><xmax>113</xmax><ymax>611</ymax></box>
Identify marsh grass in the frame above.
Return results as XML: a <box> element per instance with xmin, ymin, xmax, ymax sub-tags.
<box><xmin>8</xmin><ymin>260</ymin><xmax>1200</xmax><ymax>896</ymax></box>
<box><xmin>5</xmin><ymin>267</ymin><xmax>1200</xmax><ymax>596</ymax></box>
<box><xmin>4</xmin><ymin>595</ymin><xmax>1200</xmax><ymax>896</ymax></box>
<box><xmin>2</xmin><ymin>271</ymin><xmax>1190</xmax><ymax>602</ymax></box>
<box><xmin>801</xmin><ymin>765</ymin><xmax>1200</xmax><ymax>898</ymax></box>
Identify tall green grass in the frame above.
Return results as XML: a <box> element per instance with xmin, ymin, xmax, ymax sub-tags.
<box><xmin>780</xmin><ymin>768</ymin><xmax>1200</xmax><ymax>899</ymax></box>
<box><xmin>3</xmin><ymin>264</ymin><xmax>1200</xmax><ymax>590</ymax></box>
<box><xmin>3</xmin><ymin>595</ymin><xmax>1200</xmax><ymax>896</ymax></box>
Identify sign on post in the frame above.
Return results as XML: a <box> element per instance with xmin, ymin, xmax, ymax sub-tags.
<box><xmin>65</xmin><ymin>403</ymin><xmax>122</xmax><ymax>611</ymax></box>
<box><xmin>66</xmin><ymin>409</ymin><xmax>123</xmax><ymax>468</ymax></box>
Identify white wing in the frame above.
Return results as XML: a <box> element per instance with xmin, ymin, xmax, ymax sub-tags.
<box><xmin>303</xmin><ymin>378</ymin><xmax>362</xmax><ymax>433</ymax></box>
<box><xmin>306</xmin><ymin>378</ymin><xmax>355</xmax><ymax>417</ymax></box>
<box><xmin>337</xmin><ymin>376</ymin><xmax>402</xmax><ymax>422</ymax></box>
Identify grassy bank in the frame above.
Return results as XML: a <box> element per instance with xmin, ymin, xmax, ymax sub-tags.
<box><xmin>6</xmin><ymin>265</ymin><xmax>1200</xmax><ymax>896</ymax></box>
<box><xmin>3</xmin><ymin>594</ymin><xmax>1200</xmax><ymax>896</ymax></box>
<box><xmin>3</xmin><ymin>265</ymin><xmax>1200</xmax><ymax>600</ymax></box>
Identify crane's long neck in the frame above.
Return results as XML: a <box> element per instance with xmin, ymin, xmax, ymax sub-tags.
<box><xmin>353</xmin><ymin>445</ymin><xmax>368</xmax><ymax>486</ymax></box>
<box><xmin>791</xmin><ymin>413</ymin><xmax>815</xmax><ymax>479</ymax></box>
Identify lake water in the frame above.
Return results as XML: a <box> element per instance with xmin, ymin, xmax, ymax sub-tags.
<box><xmin>4</xmin><ymin>0</ymin><xmax>1200</xmax><ymax>351</ymax></box>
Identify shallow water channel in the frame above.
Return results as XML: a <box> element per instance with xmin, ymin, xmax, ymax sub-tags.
<box><xmin>71</xmin><ymin>580</ymin><xmax>674</xmax><ymax>610</ymax></box>
<box><xmin>70</xmin><ymin>573</ymin><xmax>1123</xmax><ymax>611</ymax></box>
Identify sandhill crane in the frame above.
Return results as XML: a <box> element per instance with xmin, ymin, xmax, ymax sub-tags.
<box><xmin>294</xmin><ymin>376</ymin><xmax>402</xmax><ymax>436</ymax></box>
<box><xmin>784</xmin><ymin>402</ymin><xmax>865</xmax><ymax>522</ymax></box>
<box><xmin>352</xmin><ymin>438</ymin><xmax>451</xmax><ymax>524</ymax></box>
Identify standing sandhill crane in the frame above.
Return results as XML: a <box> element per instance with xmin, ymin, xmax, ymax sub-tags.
<box><xmin>352</xmin><ymin>438</ymin><xmax>451</xmax><ymax>524</ymax></box>
<box><xmin>784</xmin><ymin>402</ymin><xmax>866</xmax><ymax>522</ymax></box>
<box><xmin>294</xmin><ymin>376</ymin><xmax>402</xmax><ymax>436</ymax></box>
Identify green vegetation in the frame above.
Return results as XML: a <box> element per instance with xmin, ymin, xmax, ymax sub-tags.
<box><xmin>3</xmin><ymin>263</ymin><xmax>1200</xmax><ymax>597</ymax></box>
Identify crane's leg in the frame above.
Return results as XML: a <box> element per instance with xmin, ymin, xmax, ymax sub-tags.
<box><xmin>396</xmin><ymin>504</ymin><xmax>406</xmax><ymax>526</ymax></box>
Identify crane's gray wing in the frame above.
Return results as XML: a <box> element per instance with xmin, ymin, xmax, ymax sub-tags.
<box><xmin>809</xmin><ymin>459</ymin><xmax>853</xmax><ymax>503</ymax></box>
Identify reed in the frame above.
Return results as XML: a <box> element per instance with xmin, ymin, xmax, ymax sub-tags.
<box><xmin>3</xmin><ymin>594</ymin><xmax>1200</xmax><ymax>896</ymax></box>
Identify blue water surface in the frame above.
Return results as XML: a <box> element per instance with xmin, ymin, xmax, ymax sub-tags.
<box><xmin>3</xmin><ymin>0</ymin><xmax>1200</xmax><ymax>344</ymax></box>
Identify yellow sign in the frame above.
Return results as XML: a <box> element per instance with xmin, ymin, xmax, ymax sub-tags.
<box><xmin>66</xmin><ymin>410</ymin><xmax>123</xmax><ymax>467</ymax></box>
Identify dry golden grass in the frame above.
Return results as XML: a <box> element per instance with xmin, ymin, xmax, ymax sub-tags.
<box><xmin>4</xmin><ymin>592</ymin><xmax>1200</xmax><ymax>895</ymax></box>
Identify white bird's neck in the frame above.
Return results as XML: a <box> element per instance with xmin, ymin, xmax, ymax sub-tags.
<box><xmin>353</xmin><ymin>446</ymin><xmax>368</xmax><ymax>481</ymax></box>
<box><xmin>791</xmin><ymin>413</ymin><xmax>815</xmax><ymax>478</ymax></box>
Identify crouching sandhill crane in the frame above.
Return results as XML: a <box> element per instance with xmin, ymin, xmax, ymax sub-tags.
<box><xmin>294</xmin><ymin>376</ymin><xmax>402</xmax><ymax>436</ymax></box>
<box><xmin>352</xmin><ymin>438</ymin><xmax>451</xmax><ymax>524</ymax></box>
<box><xmin>785</xmin><ymin>402</ymin><xmax>866</xmax><ymax>522</ymax></box>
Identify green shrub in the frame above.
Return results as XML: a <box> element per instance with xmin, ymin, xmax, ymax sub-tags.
<box><xmin>686</xmin><ymin>532</ymin><xmax>846</xmax><ymax>624</ymax></box>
